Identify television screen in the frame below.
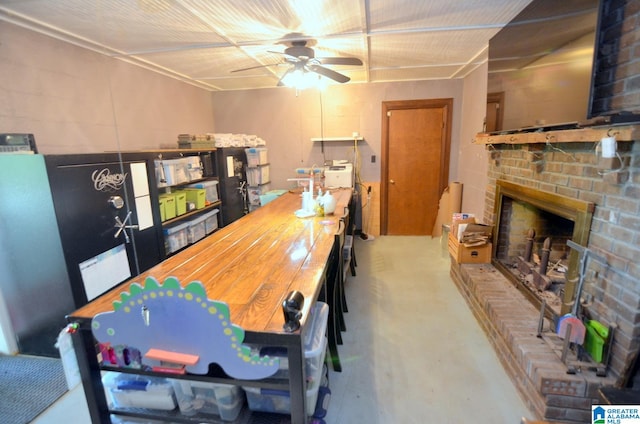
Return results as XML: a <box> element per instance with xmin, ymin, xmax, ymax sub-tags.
<box><xmin>486</xmin><ymin>0</ymin><xmax>600</xmax><ymax>132</ymax></box>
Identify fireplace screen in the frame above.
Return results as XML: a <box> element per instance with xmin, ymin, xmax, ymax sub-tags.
<box><xmin>492</xmin><ymin>180</ymin><xmax>594</xmax><ymax>317</ymax></box>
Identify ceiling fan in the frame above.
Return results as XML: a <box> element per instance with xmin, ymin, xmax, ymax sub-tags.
<box><xmin>232</xmin><ymin>38</ymin><xmax>363</xmax><ymax>86</ymax></box>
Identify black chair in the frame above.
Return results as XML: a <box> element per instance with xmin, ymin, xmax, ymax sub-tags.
<box><xmin>345</xmin><ymin>196</ymin><xmax>357</xmax><ymax>278</ymax></box>
<box><xmin>340</xmin><ymin>206</ymin><xmax>351</xmax><ymax>316</ymax></box>
<box><xmin>320</xmin><ymin>218</ymin><xmax>345</xmax><ymax>372</ymax></box>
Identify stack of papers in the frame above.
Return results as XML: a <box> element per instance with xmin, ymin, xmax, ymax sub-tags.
<box><xmin>460</xmin><ymin>223</ymin><xmax>493</xmax><ymax>247</ymax></box>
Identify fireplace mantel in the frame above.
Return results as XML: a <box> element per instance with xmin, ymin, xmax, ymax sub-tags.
<box><xmin>475</xmin><ymin>124</ymin><xmax>640</xmax><ymax>145</ymax></box>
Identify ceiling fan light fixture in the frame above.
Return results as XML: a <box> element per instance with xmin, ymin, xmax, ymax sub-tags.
<box><xmin>281</xmin><ymin>67</ymin><xmax>322</xmax><ymax>90</ymax></box>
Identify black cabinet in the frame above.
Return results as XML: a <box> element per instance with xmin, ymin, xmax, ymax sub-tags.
<box><xmin>45</xmin><ymin>153</ymin><xmax>165</xmax><ymax>307</ymax></box>
<box><xmin>214</xmin><ymin>147</ymin><xmax>248</xmax><ymax>226</ymax></box>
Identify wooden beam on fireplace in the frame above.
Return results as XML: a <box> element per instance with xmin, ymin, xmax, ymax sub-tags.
<box><xmin>474</xmin><ymin>125</ymin><xmax>639</xmax><ymax>145</ymax></box>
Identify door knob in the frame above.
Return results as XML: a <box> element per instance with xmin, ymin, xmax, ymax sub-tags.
<box><xmin>389</xmin><ymin>179</ymin><xmax>395</xmax><ymax>184</ymax></box>
<box><xmin>108</xmin><ymin>195</ymin><xmax>125</xmax><ymax>209</ymax></box>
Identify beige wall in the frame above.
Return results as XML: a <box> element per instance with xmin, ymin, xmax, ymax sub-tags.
<box><xmin>457</xmin><ymin>63</ymin><xmax>490</xmax><ymax>219</ymax></box>
<box><xmin>0</xmin><ymin>22</ymin><xmax>215</xmax><ymax>154</ymax></box>
<box><xmin>211</xmin><ymin>80</ymin><xmax>465</xmax><ymax>191</ymax></box>
<box><xmin>1</xmin><ymin>20</ymin><xmax>489</xmax><ymax>230</ymax></box>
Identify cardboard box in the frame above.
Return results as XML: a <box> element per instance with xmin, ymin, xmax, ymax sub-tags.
<box><xmin>448</xmin><ymin>232</ymin><xmax>492</xmax><ymax>264</ymax></box>
<box><xmin>451</xmin><ymin>216</ymin><xmax>476</xmax><ymax>241</ymax></box>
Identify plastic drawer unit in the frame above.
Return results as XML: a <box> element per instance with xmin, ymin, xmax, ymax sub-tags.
<box><xmin>245</xmin><ymin>148</ymin><xmax>268</xmax><ymax>167</ymax></box>
<box><xmin>246</xmin><ymin>165</ymin><xmax>270</xmax><ymax>186</ymax></box>
<box><xmin>247</xmin><ymin>183</ymin><xmax>271</xmax><ymax>206</ymax></box>
<box><xmin>243</xmin><ymin>301</ymin><xmax>328</xmax><ymax>416</ymax></box>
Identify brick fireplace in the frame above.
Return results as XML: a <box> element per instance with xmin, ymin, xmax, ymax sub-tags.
<box><xmin>450</xmin><ymin>128</ymin><xmax>640</xmax><ymax>422</ymax></box>
<box><xmin>492</xmin><ymin>179</ymin><xmax>595</xmax><ymax>318</ymax></box>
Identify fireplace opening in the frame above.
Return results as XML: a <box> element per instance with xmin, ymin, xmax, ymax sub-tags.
<box><xmin>496</xmin><ymin>196</ymin><xmax>575</xmax><ymax>315</ymax></box>
<box><xmin>492</xmin><ymin>180</ymin><xmax>594</xmax><ymax>319</ymax></box>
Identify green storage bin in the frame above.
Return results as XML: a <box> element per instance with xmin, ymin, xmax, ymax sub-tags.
<box><xmin>183</xmin><ymin>188</ymin><xmax>206</xmax><ymax>210</ymax></box>
<box><xmin>158</xmin><ymin>197</ymin><xmax>167</xmax><ymax>222</ymax></box>
<box><xmin>174</xmin><ymin>191</ymin><xmax>187</xmax><ymax>216</ymax></box>
<box><xmin>584</xmin><ymin>320</ymin><xmax>608</xmax><ymax>363</ymax></box>
<box><xmin>159</xmin><ymin>193</ymin><xmax>176</xmax><ymax>220</ymax></box>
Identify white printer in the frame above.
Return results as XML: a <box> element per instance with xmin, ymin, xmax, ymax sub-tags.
<box><xmin>324</xmin><ymin>161</ymin><xmax>353</xmax><ymax>188</ymax></box>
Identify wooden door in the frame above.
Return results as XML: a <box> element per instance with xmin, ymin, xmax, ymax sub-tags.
<box><xmin>486</xmin><ymin>92</ymin><xmax>504</xmax><ymax>132</ymax></box>
<box><xmin>381</xmin><ymin>99</ymin><xmax>452</xmax><ymax>235</ymax></box>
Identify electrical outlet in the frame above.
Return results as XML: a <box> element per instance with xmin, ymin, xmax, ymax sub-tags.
<box><xmin>371</xmin><ymin>155</ymin><xmax>376</xmax><ymax>163</ymax></box>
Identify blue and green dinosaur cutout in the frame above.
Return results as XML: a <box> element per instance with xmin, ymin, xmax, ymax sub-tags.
<box><xmin>91</xmin><ymin>276</ymin><xmax>279</xmax><ymax>379</ymax></box>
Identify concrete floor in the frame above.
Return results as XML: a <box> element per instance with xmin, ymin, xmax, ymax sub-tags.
<box><xmin>32</xmin><ymin>236</ymin><xmax>533</xmax><ymax>423</ymax></box>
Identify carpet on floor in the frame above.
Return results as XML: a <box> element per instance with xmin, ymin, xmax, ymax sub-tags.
<box><xmin>0</xmin><ymin>355</ymin><xmax>68</xmax><ymax>424</ymax></box>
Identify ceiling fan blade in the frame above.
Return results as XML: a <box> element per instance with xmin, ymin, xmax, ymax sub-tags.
<box><xmin>318</xmin><ymin>57</ymin><xmax>363</xmax><ymax>66</ymax></box>
<box><xmin>231</xmin><ymin>63</ymin><xmax>281</xmax><ymax>73</ymax></box>
<box><xmin>308</xmin><ymin>64</ymin><xmax>350</xmax><ymax>83</ymax></box>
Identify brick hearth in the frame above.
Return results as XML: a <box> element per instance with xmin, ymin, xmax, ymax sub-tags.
<box><xmin>450</xmin><ymin>261</ymin><xmax>615</xmax><ymax>423</ymax></box>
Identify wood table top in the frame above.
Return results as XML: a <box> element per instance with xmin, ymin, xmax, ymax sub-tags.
<box><xmin>68</xmin><ymin>188</ymin><xmax>353</xmax><ymax>335</ymax></box>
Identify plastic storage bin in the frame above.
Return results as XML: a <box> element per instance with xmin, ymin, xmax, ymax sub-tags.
<box><xmin>186</xmin><ymin>214</ymin><xmax>207</xmax><ymax>244</ymax></box>
<box><xmin>102</xmin><ymin>372</ymin><xmax>176</xmax><ymax>411</ymax></box>
<box><xmin>185</xmin><ymin>156</ymin><xmax>203</xmax><ymax>181</ymax></box>
<box><xmin>245</xmin><ymin>148</ymin><xmax>268</xmax><ymax>167</ymax></box>
<box><xmin>110</xmin><ymin>416</ymin><xmax>165</xmax><ymax>424</ymax></box>
<box><xmin>171</xmin><ymin>380</ymin><xmax>244</xmax><ymax>421</ymax></box>
<box><xmin>182</xmin><ymin>188</ymin><xmax>206</xmax><ymax>210</ymax></box>
<box><xmin>157</xmin><ymin>158</ymin><xmax>189</xmax><ymax>186</ymax></box>
<box><xmin>202</xmin><ymin>209</ymin><xmax>220</xmax><ymax>234</ymax></box>
<box><xmin>158</xmin><ymin>193</ymin><xmax>176</xmax><ymax>221</ymax></box>
<box><xmin>246</xmin><ymin>165</ymin><xmax>270</xmax><ymax>186</ymax></box>
<box><xmin>158</xmin><ymin>197</ymin><xmax>167</xmax><ymax>222</ymax></box>
<box><xmin>244</xmin><ymin>302</ymin><xmax>328</xmax><ymax>416</ymax></box>
<box><xmin>164</xmin><ymin>222</ymin><xmax>190</xmax><ymax>254</ymax></box>
<box><xmin>174</xmin><ymin>191</ymin><xmax>187</xmax><ymax>216</ymax></box>
<box><xmin>189</xmin><ymin>180</ymin><xmax>219</xmax><ymax>204</ymax></box>
<box><xmin>247</xmin><ymin>183</ymin><xmax>271</xmax><ymax>206</ymax></box>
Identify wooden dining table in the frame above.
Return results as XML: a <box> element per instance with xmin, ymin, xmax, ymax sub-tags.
<box><xmin>67</xmin><ymin>187</ymin><xmax>353</xmax><ymax>424</ymax></box>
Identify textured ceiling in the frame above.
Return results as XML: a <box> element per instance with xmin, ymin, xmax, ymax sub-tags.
<box><xmin>0</xmin><ymin>0</ymin><xmax>535</xmax><ymax>91</ymax></box>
